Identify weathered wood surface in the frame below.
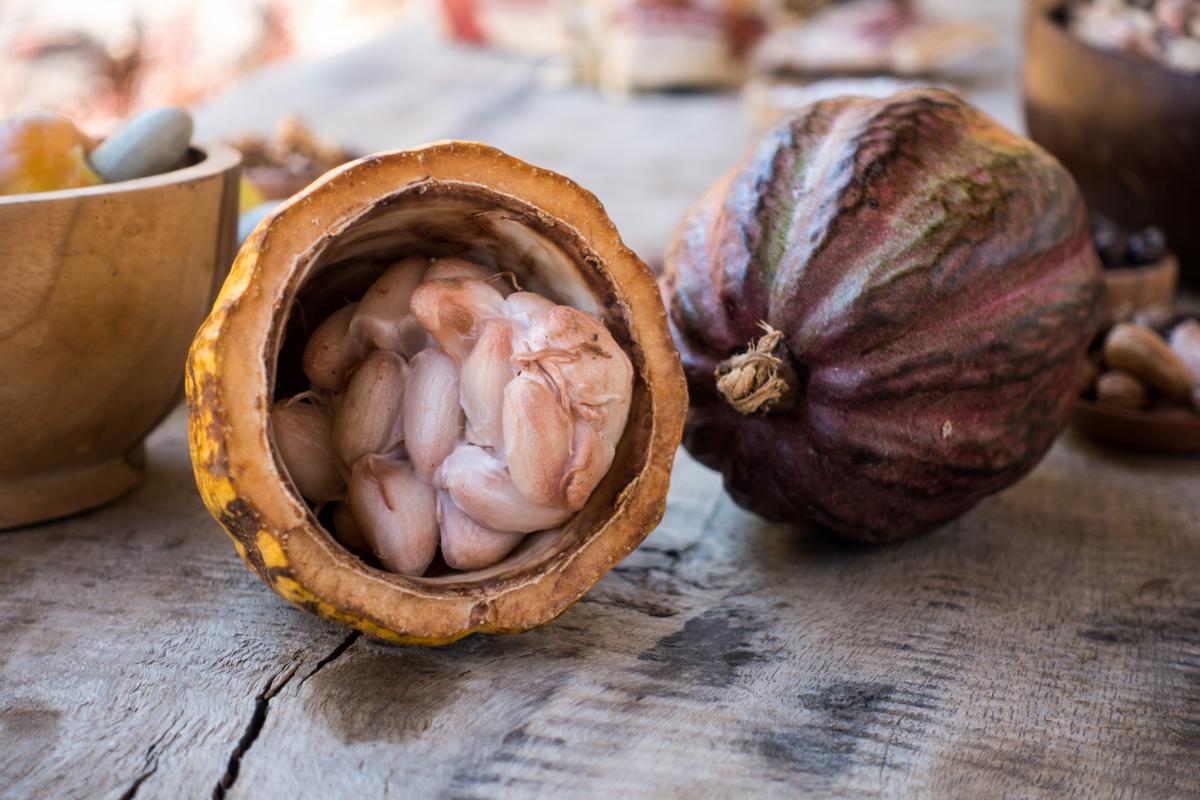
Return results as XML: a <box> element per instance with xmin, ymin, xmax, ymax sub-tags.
<box><xmin>4</xmin><ymin>2</ymin><xmax>1200</xmax><ymax>798</ymax></box>
<box><xmin>4</xmin><ymin>409</ymin><xmax>1200</xmax><ymax>798</ymax></box>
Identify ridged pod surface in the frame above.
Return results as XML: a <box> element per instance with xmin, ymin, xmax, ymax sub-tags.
<box><xmin>663</xmin><ymin>89</ymin><xmax>1104</xmax><ymax>542</ymax></box>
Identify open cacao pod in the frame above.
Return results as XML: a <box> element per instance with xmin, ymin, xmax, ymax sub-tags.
<box><xmin>186</xmin><ymin>142</ymin><xmax>686</xmax><ymax>644</ymax></box>
<box><xmin>664</xmin><ymin>89</ymin><xmax>1105</xmax><ymax>543</ymax></box>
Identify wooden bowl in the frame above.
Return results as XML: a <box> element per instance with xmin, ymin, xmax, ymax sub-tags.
<box><xmin>0</xmin><ymin>144</ymin><xmax>241</xmax><ymax>528</ymax></box>
<box><xmin>1073</xmin><ymin>399</ymin><xmax>1200</xmax><ymax>453</ymax></box>
<box><xmin>1103</xmin><ymin>252</ymin><xmax>1179</xmax><ymax>322</ymax></box>
<box><xmin>1023</xmin><ymin>2</ymin><xmax>1200</xmax><ymax>288</ymax></box>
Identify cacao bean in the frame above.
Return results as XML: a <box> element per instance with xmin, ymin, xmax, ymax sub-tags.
<box><xmin>1095</xmin><ymin>370</ymin><xmax>1149</xmax><ymax>410</ymax></box>
<box><xmin>1103</xmin><ymin>323</ymin><xmax>1193</xmax><ymax>401</ymax></box>
<box><xmin>438</xmin><ymin>445</ymin><xmax>572</xmax><ymax>533</ymax></box>
<box><xmin>437</xmin><ymin>491</ymin><xmax>524</xmax><ymax>570</ymax></box>
<box><xmin>423</xmin><ymin>257</ymin><xmax>493</xmax><ymax>282</ymax></box>
<box><xmin>403</xmin><ymin>348</ymin><xmax>464</xmax><ymax>482</ymax></box>
<box><xmin>398</xmin><ymin>318</ymin><xmax>434</xmax><ymax>357</ymax></box>
<box><xmin>562</xmin><ymin>421</ymin><xmax>615</xmax><ymax>511</ymax></box>
<box><xmin>460</xmin><ymin>318</ymin><xmax>515</xmax><ymax>449</ymax></box>
<box><xmin>303</xmin><ymin>302</ymin><xmax>366</xmax><ymax>392</ymax></box>
<box><xmin>347</xmin><ymin>455</ymin><xmax>438</xmax><ymax>576</ymax></box>
<box><xmin>424</xmin><ymin>257</ymin><xmax>518</xmax><ymax>297</ymax></box>
<box><xmin>351</xmin><ymin>255</ymin><xmax>429</xmax><ymax>354</ymax></box>
<box><xmin>504</xmin><ymin>291</ymin><xmax>557</xmax><ymax>338</ymax></box>
<box><xmin>410</xmin><ymin>277</ymin><xmax>506</xmax><ymax>361</ymax></box>
<box><xmin>332</xmin><ymin>501</ymin><xmax>373</xmax><ymax>560</ymax></box>
<box><xmin>515</xmin><ymin>305</ymin><xmax>633</xmax><ymax>448</ymax></box>
<box><xmin>502</xmin><ymin>305</ymin><xmax>634</xmax><ymax>511</ymax></box>
<box><xmin>333</xmin><ymin>350</ymin><xmax>408</xmax><ymax>465</ymax></box>
<box><xmin>286</xmin><ymin>260</ymin><xmax>635</xmax><ymax>576</ymax></box>
<box><xmin>503</xmin><ymin>373</ymin><xmax>575</xmax><ymax>507</ymax></box>
<box><xmin>270</xmin><ymin>397</ymin><xmax>344</xmax><ymax>504</ymax></box>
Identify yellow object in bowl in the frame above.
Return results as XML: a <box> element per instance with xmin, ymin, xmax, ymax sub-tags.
<box><xmin>0</xmin><ymin>143</ymin><xmax>241</xmax><ymax>528</ymax></box>
<box><xmin>0</xmin><ymin>112</ymin><xmax>102</xmax><ymax>195</ymax></box>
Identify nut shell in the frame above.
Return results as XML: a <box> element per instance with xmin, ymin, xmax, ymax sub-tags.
<box><xmin>1094</xmin><ymin>370</ymin><xmax>1149</xmax><ymax>410</ymax></box>
<box><xmin>185</xmin><ymin>142</ymin><xmax>686</xmax><ymax>644</ymax></box>
<box><xmin>1103</xmin><ymin>323</ymin><xmax>1193</xmax><ymax>401</ymax></box>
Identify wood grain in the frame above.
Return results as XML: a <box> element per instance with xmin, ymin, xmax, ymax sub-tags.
<box><xmin>0</xmin><ymin>411</ymin><xmax>351</xmax><ymax>799</ymax></box>
<box><xmin>0</xmin><ymin>143</ymin><xmax>240</xmax><ymax>529</ymax></box>
<box><xmin>2</xmin><ymin>407</ymin><xmax>1199</xmax><ymax>798</ymax></box>
<box><xmin>3</xmin><ymin>2</ymin><xmax>1199</xmax><ymax>797</ymax></box>
<box><xmin>223</xmin><ymin>430</ymin><xmax>1200</xmax><ymax>799</ymax></box>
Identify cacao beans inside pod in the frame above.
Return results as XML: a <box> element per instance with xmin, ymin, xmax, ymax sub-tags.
<box><xmin>186</xmin><ymin>142</ymin><xmax>686</xmax><ymax>644</ymax></box>
<box><xmin>663</xmin><ymin>89</ymin><xmax>1105</xmax><ymax>543</ymax></box>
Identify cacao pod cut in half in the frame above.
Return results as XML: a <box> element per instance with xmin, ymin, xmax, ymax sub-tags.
<box><xmin>663</xmin><ymin>89</ymin><xmax>1104</xmax><ymax>543</ymax></box>
<box><xmin>186</xmin><ymin>142</ymin><xmax>686</xmax><ymax>644</ymax></box>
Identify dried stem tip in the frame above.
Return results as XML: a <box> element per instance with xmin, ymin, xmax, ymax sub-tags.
<box><xmin>715</xmin><ymin>322</ymin><xmax>790</xmax><ymax>415</ymax></box>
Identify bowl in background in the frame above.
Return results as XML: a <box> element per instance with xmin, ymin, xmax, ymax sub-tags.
<box><xmin>1074</xmin><ymin>399</ymin><xmax>1200</xmax><ymax>453</ymax></box>
<box><xmin>1023</xmin><ymin>1</ymin><xmax>1200</xmax><ymax>287</ymax></box>
<box><xmin>1103</xmin><ymin>251</ymin><xmax>1179</xmax><ymax>322</ymax></box>
<box><xmin>0</xmin><ymin>144</ymin><xmax>241</xmax><ymax>528</ymax></box>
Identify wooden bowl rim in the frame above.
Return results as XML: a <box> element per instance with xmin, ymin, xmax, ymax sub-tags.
<box><xmin>1033</xmin><ymin>2</ymin><xmax>1200</xmax><ymax>88</ymax></box>
<box><xmin>1074</xmin><ymin>398</ymin><xmax>1200</xmax><ymax>453</ymax></box>
<box><xmin>0</xmin><ymin>142</ymin><xmax>242</xmax><ymax>206</ymax></box>
<box><xmin>1101</xmin><ymin>252</ymin><xmax>1179</xmax><ymax>280</ymax></box>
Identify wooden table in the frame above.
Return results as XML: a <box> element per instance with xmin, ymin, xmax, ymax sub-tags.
<box><xmin>5</xmin><ymin>4</ymin><xmax>1200</xmax><ymax>798</ymax></box>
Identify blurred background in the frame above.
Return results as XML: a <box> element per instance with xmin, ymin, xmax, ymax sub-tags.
<box><xmin>0</xmin><ymin>0</ymin><xmax>407</xmax><ymax>126</ymax></box>
<box><xmin>2</xmin><ymin>0</ymin><xmax>1197</xmax><ymax>270</ymax></box>
<box><xmin>4</xmin><ymin>0</ymin><xmax>1009</xmax><ymax>259</ymax></box>
<box><xmin>0</xmin><ymin>0</ymin><xmax>1013</xmax><ymax>129</ymax></box>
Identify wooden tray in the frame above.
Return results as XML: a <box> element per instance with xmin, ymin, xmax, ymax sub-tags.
<box><xmin>1073</xmin><ymin>398</ymin><xmax>1200</xmax><ymax>453</ymax></box>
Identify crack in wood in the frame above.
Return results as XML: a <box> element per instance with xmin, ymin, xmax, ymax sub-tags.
<box><xmin>299</xmin><ymin>632</ymin><xmax>360</xmax><ymax>687</ymax></box>
<box><xmin>210</xmin><ymin>635</ymin><xmax>359</xmax><ymax>799</ymax></box>
<box><xmin>116</xmin><ymin>766</ymin><xmax>156</xmax><ymax>800</ymax></box>
<box><xmin>116</xmin><ymin>718</ymin><xmax>172</xmax><ymax>800</ymax></box>
<box><xmin>211</xmin><ymin>662</ymin><xmax>302</xmax><ymax>800</ymax></box>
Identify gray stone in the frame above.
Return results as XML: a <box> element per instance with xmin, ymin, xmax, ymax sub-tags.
<box><xmin>88</xmin><ymin>107</ymin><xmax>194</xmax><ymax>183</ymax></box>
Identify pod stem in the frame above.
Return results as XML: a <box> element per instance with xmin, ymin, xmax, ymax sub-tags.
<box><xmin>715</xmin><ymin>322</ymin><xmax>794</xmax><ymax>415</ymax></box>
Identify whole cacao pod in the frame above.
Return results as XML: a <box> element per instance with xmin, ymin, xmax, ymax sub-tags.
<box><xmin>663</xmin><ymin>89</ymin><xmax>1104</xmax><ymax>542</ymax></box>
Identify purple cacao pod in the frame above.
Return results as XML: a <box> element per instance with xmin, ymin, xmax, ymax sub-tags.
<box><xmin>663</xmin><ymin>89</ymin><xmax>1104</xmax><ymax>542</ymax></box>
